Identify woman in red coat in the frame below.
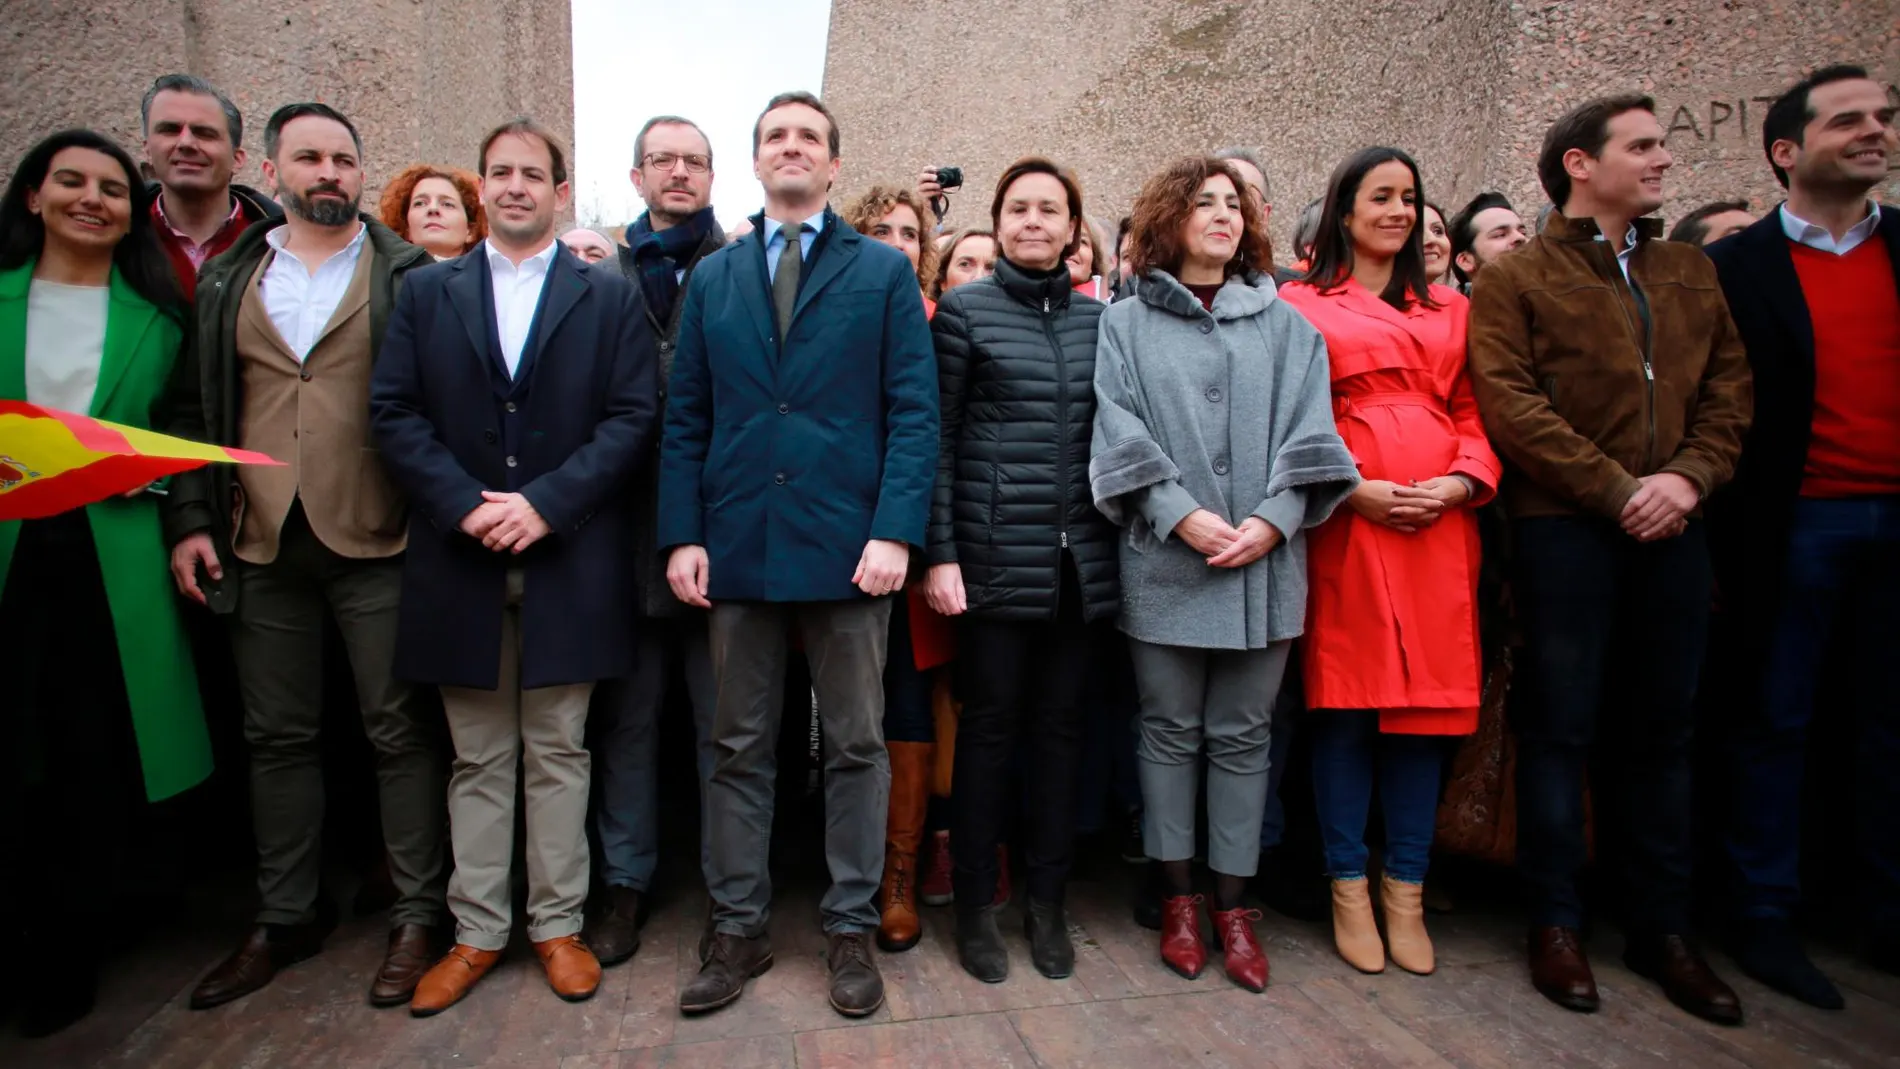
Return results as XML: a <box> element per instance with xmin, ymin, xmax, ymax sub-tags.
<box><xmin>1278</xmin><ymin>147</ymin><xmax>1500</xmax><ymax>979</ymax></box>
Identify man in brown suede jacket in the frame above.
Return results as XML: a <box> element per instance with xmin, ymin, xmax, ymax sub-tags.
<box><xmin>1468</xmin><ymin>93</ymin><xmax>1752</xmax><ymax>1026</ymax></box>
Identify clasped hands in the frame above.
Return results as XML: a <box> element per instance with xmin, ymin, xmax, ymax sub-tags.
<box><xmin>1174</xmin><ymin>510</ymin><xmax>1283</xmax><ymax>567</ymax></box>
<box><xmin>459</xmin><ymin>491</ymin><xmax>551</xmax><ymax>554</ymax></box>
<box><xmin>1348</xmin><ymin>475</ymin><xmax>1471</xmax><ymax>533</ymax></box>
<box><xmin>1619</xmin><ymin>472</ymin><xmax>1697</xmax><ymax>542</ymax></box>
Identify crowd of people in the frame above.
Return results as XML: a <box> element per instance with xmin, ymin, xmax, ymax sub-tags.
<box><xmin>0</xmin><ymin>61</ymin><xmax>1894</xmax><ymax>1044</ymax></box>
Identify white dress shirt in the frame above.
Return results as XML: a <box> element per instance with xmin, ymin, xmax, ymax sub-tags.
<box><xmin>486</xmin><ymin>238</ymin><xmax>559</xmax><ymax>377</ymax></box>
<box><xmin>1780</xmin><ymin>202</ymin><xmax>1881</xmax><ymax>256</ymax></box>
<box><xmin>261</xmin><ymin>224</ymin><xmax>368</xmax><ymax>362</ymax></box>
<box><xmin>1593</xmin><ymin>224</ymin><xmax>1641</xmax><ymax>283</ymax></box>
<box><xmin>23</xmin><ymin>279</ymin><xmax>109</xmax><ymax>414</ymax></box>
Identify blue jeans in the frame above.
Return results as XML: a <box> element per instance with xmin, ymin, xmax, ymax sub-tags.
<box><xmin>1511</xmin><ymin>516</ymin><xmax>1711</xmax><ymax>935</ymax></box>
<box><xmin>1260</xmin><ymin>661</ymin><xmax>1303</xmax><ymax>850</ymax></box>
<box><xmin>1309</xmin><ymin>709</ymin><xmax>1442</xmax><ymax>883</ymax></box>
<box><xmin>1729</xmin><ymin>495</ymin><xmax>1900</xmax><ymax>933</ymax></box>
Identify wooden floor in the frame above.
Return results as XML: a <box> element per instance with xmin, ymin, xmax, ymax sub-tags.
<box><xmin>6</xmin><ymin>864</ymin><xmax>1899</xmax><ymax>1069</ymax></box>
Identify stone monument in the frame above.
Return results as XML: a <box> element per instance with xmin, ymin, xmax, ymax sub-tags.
<box><xmin>821</xmin><ymin>0</ymin><xmax>1899</xmax><ymax>251</ymax></box>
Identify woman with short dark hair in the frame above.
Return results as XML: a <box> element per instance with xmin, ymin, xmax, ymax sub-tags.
<box><xmin>1279</xmin><ymin>147</ymin><xmax>1500</xmax><ymax>977</ymax></box>
<box><xmin>1092</xmin><ymin>156</ymin><xmax>1357</xmax><ymax>992</ymax></box>
<box><xmin>0</xmin><ymin>129</ymin><xmax>212</xmax><ymax>1036</ymax></box>
<box><xmin>927</xmin><ymin>157</ymin><xmax>1118</xmax><ymax>983</ymax></box>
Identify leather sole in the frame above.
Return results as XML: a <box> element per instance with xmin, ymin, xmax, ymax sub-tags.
<box><xmin>1533</xmin><ymin>982</ymin><xmax>1600</xmax><ymax>1013</ymax></box>
<box><xmin>1161</xmin><ymin>954</ymin><xmax>1205</xmax><ymax>981</ymax></box>
<box><xmin>552</xmin><ymin>982</ymin><xmax>600</xmax><ymax>1004</ymax></box>
<box><xmin>591</xmin><ymin>937</ymin><xmax>641</xmax><ymax>968</ymax></box>
<box><xmin>830</xmin><ymin>986</ymin><xmax>885</xmax><ymax>1018</ymax></box>
<box><xmin>368</xmin><ymin>983</ymin><xmax>423</xmax><ymax>1009</ymax></box>
<box><xmin>678</xmin><ymin>954</ymin><xmax>774</xmax><ymax>1015</ymax></box>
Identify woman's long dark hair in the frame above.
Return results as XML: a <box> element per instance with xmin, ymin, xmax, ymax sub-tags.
<box><xmin>0</xmin><ymin>129</ymin><xmax>185</xmax><ymax>321</ymax></box>
<box><xmin>1304</xmin><ymin>146</ymin><xmax>1438</xmax><ymax>311</ymax></box>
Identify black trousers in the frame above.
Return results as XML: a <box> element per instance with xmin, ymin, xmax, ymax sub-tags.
<box><xmin>950</xmin><ymin>564</ymin><xmax>1095</xmax><ymax>907</ymax></box>
<box><xmin>0</xmin><ymin>511</ymin><xmax>144</xmax><ymax>990</ymax></box>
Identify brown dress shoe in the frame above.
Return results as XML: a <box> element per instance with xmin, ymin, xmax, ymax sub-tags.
<box><xmin>369</xmin><ymin>923</ymin><xmax>442</xmax><ymax>1007</ymax></box>
<box><xmin>533</xmin><ymin>934</ymin><xmax>602</xmax><ymax>1002</ymax></box>
<box><xmin>1528</xmin><ymin>926</ymin><xmax>1599</xmax><ymax>1012</ymax></box>
<box><xmin>826</xmin><ymin>931</ymin><xmax>885</xmax><ymax>1018</ymax></box>
<box><xmin>680</xmin><ymin>931</ymin><xmax>774</xmax><ymax>1015</ymax></box>
<box><xmin>189</xmin><ymin>920</ymin><xmax>332</xmax><ymax>1010</ymax></box>
<box><xmin>410</xmin><ymin>945</ymin><xmax>501</xmax><ymax>1017</ymax></box>
<box><xmin>1626</xmin><ymin>935</ymin><xmax>1744</xmax><ymax>1026</ymax></box>
<box><xmin>583</xmin><ymin>885</ymin><xmax>645</xmax><ymax>967</ymax></box>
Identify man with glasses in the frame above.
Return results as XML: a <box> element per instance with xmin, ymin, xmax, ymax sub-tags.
<box><xmin>581</xmin><ymin>116</ymin><xmax>727</xmax><ymax>967</ymax></box>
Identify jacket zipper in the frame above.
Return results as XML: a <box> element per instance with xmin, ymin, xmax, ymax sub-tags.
<box><xmin>1598</xmin><ymin>239</ymin><xmax>1657</xmax><ymax>472</ymax></box>
<box><xmin>1042</xmin><ymin>294</ymin><xmax>1071</xmax><ymax>610</ymax></box>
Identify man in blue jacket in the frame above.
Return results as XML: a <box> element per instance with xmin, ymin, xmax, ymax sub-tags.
<box><xmin>658</xmin><ymin>90</ymin><xmax>938</xmax><ymax>1019</ymax></box>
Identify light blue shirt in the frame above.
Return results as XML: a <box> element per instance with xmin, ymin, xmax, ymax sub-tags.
<box><xmin>762</xmin><ymin>210</ymin><xmax>826</xmax><ymax>284</ymax></box>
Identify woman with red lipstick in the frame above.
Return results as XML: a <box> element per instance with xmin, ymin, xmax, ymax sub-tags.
<box><xmin>377</xmin><ymin>163</ymin><xmax>485</xmax><ymax>260</ymax></box>
<box><xmin>1278</xmin><ymin>147</ymin><xmax>1500</xmax><ymax>979</ymax></box>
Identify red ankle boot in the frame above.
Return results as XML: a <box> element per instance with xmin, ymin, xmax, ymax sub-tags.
<box><xmin>1210</xmin><ymin>905</ymin><xmax>1269</xmax><ymax>992</ymax></box>
<box><xmin>1159</xmin><ymin>894</ymin><xmax>1207</xmax><ymax>979</ymax></box>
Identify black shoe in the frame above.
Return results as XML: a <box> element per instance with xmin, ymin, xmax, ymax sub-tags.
<box><xmin>826</xmin><ymin>931</ymin><xmax>885</xmax><ymax>1017</ymax></box>
<box><xmin>957</xmin><ymin>906</ymin><xmax>1010</xmax><ymax>983</ymax></box>
<box><xmin>1120</xmin><ymin>811</ymin><xmax>1146</xmax><ymax>864</ymax></box>
<box><xmin>1025</xmin><ymin>898</ymin><xmax>1075</xmax><ymax>979</ymax></box>
<box><xmin>583</xmin><ymin>885</ymin><xmax>645</xmax><ymax>967</ymax></box>
<box><xmin>1251</xmin><ymin>851</ymin><xmax>1327</xmax><ymax>923</ymax></box>
<box><xmin>1731</xmin><ymin>917</ymin><xmax>1842</xmax><ymax>1010</ymax></box>
<box><xmin>1133</xmin><ymin>862</ymin><xmax>1163</xmax><ymax>931</ymax></box>
<box><xmin>678</xmin><ymin>931</ymin><xmax>773</xmax><ymax>1015</ymax></box>
<box><xmin>1625</xmin><ymin>934</ymin><xmax>1744</xmax><ymax>1026</ymax></box>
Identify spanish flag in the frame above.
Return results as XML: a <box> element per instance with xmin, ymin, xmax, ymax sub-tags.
<box><xmin>0</xmin><ymin>400</ymin><xmax>281</xmax><ymax>521</ymax></box>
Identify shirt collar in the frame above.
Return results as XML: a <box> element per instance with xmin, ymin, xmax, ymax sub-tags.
<box><xmin>485</xmin><ymin>237</ymin><xmax>559</xmax><ymax>273</ymax></box>
<box><xmin>154</xmin><ymin>191</ymin><xmax>244</xmax><ymax>241</ymax></box>
<box><xmin>763</xmin><ymin>209</ymin><xmax>827</xmax><ymax>246</ymax></box>
<box><xmin>265</xmin><ymin>220</ymin><xmax>367</xmax><ymax>257</ymax></box>
<box><xmin>1778</xmin><ymin>201</ymin><xmax>1880</xmax><ymax>248</ymax></box>
<box><xmin>1591</xmin><ymin>224</ymin><xmax>1641</xmax><ymax>259</ymax></box>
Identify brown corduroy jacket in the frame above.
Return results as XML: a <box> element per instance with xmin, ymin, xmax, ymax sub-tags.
<box><xmin>1466</xmin><ymin>210</ymin><xmax>1753</xmax><ymax>520</ymax></box>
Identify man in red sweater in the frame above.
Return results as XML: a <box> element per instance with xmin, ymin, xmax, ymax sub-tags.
<box><xmin>140</xmin><ymin>74</ymin><xmax>280</xmax><ymax>299</ymax></box>
<box><xmin>1706</xmin><ymin>63</ymin><xmax>1900</xmax><ymax>1010</ymax></box>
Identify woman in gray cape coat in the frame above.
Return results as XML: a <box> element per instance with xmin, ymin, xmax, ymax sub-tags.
<box><xmin>1090</xmin><ymin>157</ymin><xmax>1358</xmax><ymax>993</ymax></box>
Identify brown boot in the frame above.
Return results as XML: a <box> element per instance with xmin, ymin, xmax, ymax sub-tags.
<box><xmin>877</xmin><ymin>741</ymin><xmax>932</xmax><ymax>952</ymax></box>
<box><xmin>409</xmin><ymin>945</ymin><xmax>501</xmax><ymax>1017</ymax></box>
<box><xmin>533</xmin><ymin>934</ymin><xmax>602</xmax><ymax>1002</ymax></box>
<box><xmin>1380</xmin><ymin>874</ymin><xmax>1434</xmax><ymax>975</ymax></box>
<box><xmin>1331</xmin><ymin>878</ymin><xmax>1385</xmax><ymax>973</ymax></box>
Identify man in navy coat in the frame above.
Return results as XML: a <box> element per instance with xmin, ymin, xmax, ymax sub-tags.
<box><xmin>370</xmin><ymin>119</ymin><xmax>656</xmax><ymax>1016</ymax></box>
<box><xmin>658</xmin><ymin>90</ymin><xmax>938</xmax><ymax>1019</ymax></box>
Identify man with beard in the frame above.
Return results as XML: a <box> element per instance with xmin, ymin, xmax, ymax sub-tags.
<box><xmin>376</xmin><ymin>118</ymin><xmax>655</xmax><ymax>1014</ymax></box>
<box><xmin>583</xmin><ymin>114</ymin><xmax>726</xmax><ymax>967</ymax></box>
<box><xmin>140</xmin><ymin>74</ymin><xmax>280</xmax><ymax>297</ymax></box>
<box><xmin>164</xmin><ymin>102</ymin><xmax>448</xmax><ymax>1013</ymax></box>
<box><xmin>1450</xmin><ymin>192</ymin><xmax>1530</xmax><ymax>291</ymax></box>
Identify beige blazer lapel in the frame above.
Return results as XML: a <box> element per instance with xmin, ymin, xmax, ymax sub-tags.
<box><xmin>307</xmin><ymin>243</ymin><xmax>374</xmax><ymax>362</ymax></box>
<box><xmin>237</xmin><ymin>251</ymin><xmax>302</xmax><ymax>370</ymax></box>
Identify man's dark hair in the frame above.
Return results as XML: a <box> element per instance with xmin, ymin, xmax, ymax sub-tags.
<box><xmin>752</xmin><ymin>91</ymin><xmax>840</xmax><ymax>160</ymax></box>
<box><xmin>1761</xmin><ymin>64</ymin><xmax>1874</xmax><ymax>188</ymax></box>
<box><xmin>1537</xmin><ymin>93</ymin><xmax>1656</xmax><ymax>211</ymax></box>
<box><xmin>479</xmin><ymin>117</ymin><xmax>571</xmax><ymax>186</ymax></box>
<box><xmin>264</xmin><ymin>102</ymin><xmax>364</xmax><ymax>161</ymax></box>
<box><xmin>141</xmin><ymin>74</ymin><xmax>244</xmax><ymax>150</ymax></box>
<box><xmin>1667</xmin><ymin>199</ymin><xmax>1751</xmax><ymax>245</ymax></box>
<box><xmin>1450</xmin><ymin>192</ymin><xmax>1515</xmax><ymax>260</ymax></box>
<box><xmin>634</xmin><ymin>115</ymin><xmax>712</xmax><ymax>168</ymax></box>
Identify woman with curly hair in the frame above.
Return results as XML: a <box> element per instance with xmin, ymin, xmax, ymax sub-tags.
<box><xmin>1091</xmin><ymin>155</ymin><xmax>1357</xmax><ymax>992</ymax></box>
<box><xmin>376</xmin><ymin>163</ymin><xmax>485</xmax><ymax>260</ymax></box>
<box><xmin>842</xmin><ymin>184</ymin><xmax>938</xmax><ymax>311</ymax></box>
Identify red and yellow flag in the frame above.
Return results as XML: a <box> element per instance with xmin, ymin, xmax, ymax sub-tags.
<box><xmin>0</xmin><ymin>400</ymin><xmax>281</xmax><ymax>521</ymax></box>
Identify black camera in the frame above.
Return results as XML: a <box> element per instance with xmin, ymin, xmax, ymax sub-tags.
<box><xmin>934</xmin><ymin>166</ymin><xmax>964</xmax><ymax>191</ymax></box>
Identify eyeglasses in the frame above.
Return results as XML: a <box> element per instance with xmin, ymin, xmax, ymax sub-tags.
<box><xmin>642</xmin><ymin>152</ymin><xmax>711</xmax><ymax>174</ymax></box>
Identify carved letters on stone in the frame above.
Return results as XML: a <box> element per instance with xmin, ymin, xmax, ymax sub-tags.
<box><xmin>1658</xmin><ymin>84</ymin><xmax>1900</xmax><ymax>172</ymax></box>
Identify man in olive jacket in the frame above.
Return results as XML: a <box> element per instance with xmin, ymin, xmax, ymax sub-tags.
<box><xmin>1467</xmin><ymin>93</ymin><xmax>1751</xmax><ymax>1024</ymax></box>
<box><xmin>161</xmin><ymin>103</ymin><xmax>446</xmax><ymax>1013</ymax></box>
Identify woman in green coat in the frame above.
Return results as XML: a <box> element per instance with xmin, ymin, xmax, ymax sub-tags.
<box><xmin>0</xmin><ymin>129</ymin><xmax>213</xmax><ymax>1037</ymax></box>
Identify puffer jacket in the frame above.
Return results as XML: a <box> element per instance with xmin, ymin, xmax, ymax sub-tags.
<box><xmin>928</xmin><ymin>256</ymin><xmax>1118</xmax><ymax>622</ymax></box>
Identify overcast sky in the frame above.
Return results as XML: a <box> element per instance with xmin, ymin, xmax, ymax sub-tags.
<box><xmin>570</xmin><ymin>0</ymin><xmax>833</xmax><ymax>231</ymax></box>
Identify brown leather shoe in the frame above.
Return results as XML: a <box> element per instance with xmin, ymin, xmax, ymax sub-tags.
<box><xmin>533</xmin><ymin>934</ymin><xmax>602</xmax><ymax>1002</ymax></box>
<box><xmin>409</xmin><ymin>945</ymin><xmax>501</xmax><ymax>1017</ymax></box>
<box><xmin>583</xmin><ymin>885</ymin><xmax>645</xmax><ymax>967</ymax></box>
<box><xmin>826</xmin><ymin>931</ymin><xmax>885</xmax><ymax>1018</ymax></box>
<box><xmin>1626</xmin><ymin>935</ymin><xmax>1744</xmax><ymax>1026</ymax></box>
<box><xmin>368</xmin><ymin>923</ymin><xmax>442</xmax><ymax>1007</ymax></box>
<box><xmin>680</xmin><ymin>931</ymin><xmax>774</xmax><ymax>1015</ymax></box>
<box><xmin>1528</xmin><ymin>926</ymin><xmax>1599</xmax><ymax>1012</ymax></box>
<box><xmin>189</xmin><ymin>920</ymin><xmax>332</xmax><ymax>1010</ymax></box>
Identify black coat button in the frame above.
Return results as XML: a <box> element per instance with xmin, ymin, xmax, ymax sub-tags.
<box><xmin>299</xmin><ymin>370</ymin><xmax>312</xmax><ymax>382</ymax></box>
<box><xmin>773</xmin><ymin>472</ymin><xmax>787</xmax><ymax>485</ymax></box>
<box><xmin>778</xmin><ymin>403</ymin><xmax>789</xmax><ymax>414</ymax></box>
<box><xmin>484</xmin><ymin>430</ymin><xmax>497</xmax><ymax>443</ymax></box>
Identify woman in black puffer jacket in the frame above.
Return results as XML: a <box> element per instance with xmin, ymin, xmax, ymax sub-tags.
<box><xmin>924</xmin><ymin>156</ymin><xmax>1119</xmax><ymax>985</ymax></box>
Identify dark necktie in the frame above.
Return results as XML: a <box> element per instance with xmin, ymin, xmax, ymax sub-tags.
<box><xmin>773</xmin><ymin>223</ymin><xmax>805</xmax><ymax>345</ymax></box>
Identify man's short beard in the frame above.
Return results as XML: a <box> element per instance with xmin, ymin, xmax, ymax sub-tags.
<box><xmin>283</xmin><ymin>186</ymin><xmax>361</xmax><ymax>227</ymax></box>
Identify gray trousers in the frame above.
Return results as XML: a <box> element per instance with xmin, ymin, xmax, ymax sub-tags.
<box><xmin>706</xmin><ymin>598</ymin><xmax>891</xmax><ymax>936</ymax></box>
<box><xmin>230</xmin><ymin>505</ymin><xmax>447</xmax><ymax>929</ymax></box>
<box><xmin>589</xmin><ymin>617</ymin><xmax>716</xmax><ymax>890</ymax></box>
<box><xmin>441</xmin><ymin>570</ymin><xmax>595</xmax><ymax>950</ymax></box>
<box><xmin>1130</xmin><ymin>637</ymin><xmax>1292</xmax><ymax>879</ymax></box>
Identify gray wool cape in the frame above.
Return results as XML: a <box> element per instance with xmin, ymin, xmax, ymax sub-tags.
<box><xmin>1089</xmin><ymin>269</ymin><xmax>1359</xmax><ymax>650</ymax></box>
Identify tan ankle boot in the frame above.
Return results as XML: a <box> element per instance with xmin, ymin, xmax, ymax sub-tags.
<box><xmin>1380</xmin><ymin>873</ymin><xmax>1434</xmax><ymax>975</ymax></box>
<box><xmin>1331</xmin><ymin>878</ymin><xmax>1385</xmax><ymax>973</ymax></box>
